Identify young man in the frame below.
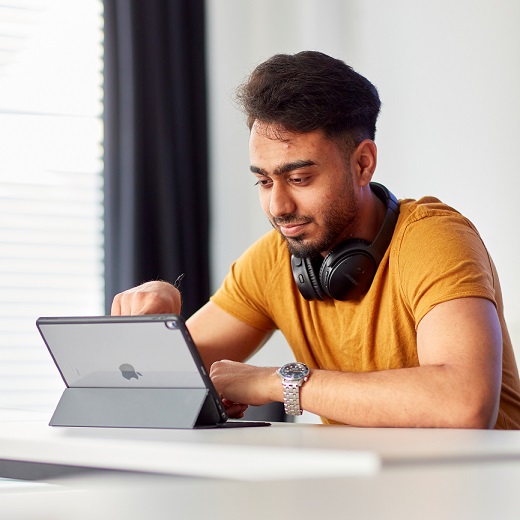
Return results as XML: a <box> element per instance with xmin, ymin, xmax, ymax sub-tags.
<box><xmin>112</xmin><ymin>51</ymin><xmax>520</xmax><ymax>429</ymax></box>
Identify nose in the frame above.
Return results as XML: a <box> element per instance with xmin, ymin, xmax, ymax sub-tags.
<box><xmin>268</xmin><ymin>182</ymin><xmax>296</xmax><ymax>218</ymax></box>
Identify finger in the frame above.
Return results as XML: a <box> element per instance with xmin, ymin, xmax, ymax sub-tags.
<box><xmin>118</xmin><ymin>289</ymin><xmax>158</xmax><ymax>316</ymax></box>
<box><xmin>110</xmin><ymin>294</ymin><xmax>122</xmax><ymax>316</ymax></box>
<box><xmin>117</xmin><ymin>291</ymin><xmax>141</xmax><ymax>316</ymax></box>
<box><xmin>133</xmin><ymin>284</ymin><xmax>181</xmax><ymax>315</ymax></box>
<box><xmin>226</xmin><ymin>407</ymin><xmax>247</xmax><ymax>419</ymax></box>
<box><xmin>222</xmin><ymin>400</ymin><xmax>248</xmax><ymax>418</ymax></box>
<box><xmin>229</xmin><ymin>410</ymin><xmax>245</xmax><ymax>419</ymax></box>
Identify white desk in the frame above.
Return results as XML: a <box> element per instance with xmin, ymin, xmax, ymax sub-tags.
<box><xmin>0</xmin><ymin>419</ymin><xmax>382</xmax><ymax>480</ymax></box>
<box><xmin>2</xmin><ymin>412</ymin><xmax>520</xmax><ymax>519</ymax></box>
<box><xmin>2</xmin><ymin>448</ymin><xmax>520</xmax><ymax>520</ymax></box>
<box><xmin>2</xmin><ymin>418</ymin><xmax>520</xmax><ymax>475</ymax></box>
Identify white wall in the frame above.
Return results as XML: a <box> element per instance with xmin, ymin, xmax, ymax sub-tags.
<box><xmin>205</xmin><ymin>0</ymin><xmax>520</xmax><ymax>366</ymax></box>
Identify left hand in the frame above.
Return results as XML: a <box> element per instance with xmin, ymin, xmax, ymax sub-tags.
<box><xmin>210</xmin><ymin>360</ymin><xmax>281</xmax><ymax>415</ymax></box>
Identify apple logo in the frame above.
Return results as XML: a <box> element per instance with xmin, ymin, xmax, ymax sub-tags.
<box><xmin>119</xmin><ymin>363</ymin><xmax>142</xmax><ymax>380</ymax></box>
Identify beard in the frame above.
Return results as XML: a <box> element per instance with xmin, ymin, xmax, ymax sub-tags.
<box><xmin>270</xmin><ymin>191</ymin><xmax>359</xmax><ymax>259</ymax></box>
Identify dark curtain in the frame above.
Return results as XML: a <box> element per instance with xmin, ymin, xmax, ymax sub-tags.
<box><xmin>103</xmin><ymin>0</ymin><xmax>210</xmax><ymax>319</ymax></box>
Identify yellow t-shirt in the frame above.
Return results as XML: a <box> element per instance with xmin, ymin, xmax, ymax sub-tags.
<box><xmin>211</xmin><ymin>197</ymin><xmax>520</xmax><ymax>429</ymax></box>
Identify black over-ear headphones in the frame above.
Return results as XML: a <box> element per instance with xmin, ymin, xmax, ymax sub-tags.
<box><xmin>291</xmin><ymin>182</ymin><xmax>399</xmax><ymax>301</ymax></box>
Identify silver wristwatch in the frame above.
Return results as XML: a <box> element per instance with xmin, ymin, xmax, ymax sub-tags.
<box><xmin>276</xmin><ymin>362</ymin><xmax>310</xmax><ymax>415</ymax></box>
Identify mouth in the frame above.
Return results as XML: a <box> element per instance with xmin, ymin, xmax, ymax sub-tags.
<box><xmin>279</xmin><ymin>222</ymin><xmax>310</xmax><ymax>238</ymax></box>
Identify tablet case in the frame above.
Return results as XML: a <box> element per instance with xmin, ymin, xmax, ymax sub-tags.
<box><xmin>36</xmin><ymin>315</ymin><xmax>229</xmax><ymax>429</ymax></box>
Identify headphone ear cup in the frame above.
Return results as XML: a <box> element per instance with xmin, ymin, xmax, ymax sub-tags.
<box><xmin>291</xmin><ymin>255</ymin><xmax>326</xmax><ymax>300</ymax></box>
<box><xmin>320</xmin><ymin>240</ymin><xmax>376</xmax><ymax>300</ymax></box>
<box><xmin>290</xmin><ymin>184</ymin><xmax>398</xmax><ymax>301</ymax></box>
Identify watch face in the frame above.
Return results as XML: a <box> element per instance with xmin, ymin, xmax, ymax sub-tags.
<box><xmin>279</xmin><ymin>362</ymin><xmax>309</xmax><ymax>380</ymax></box>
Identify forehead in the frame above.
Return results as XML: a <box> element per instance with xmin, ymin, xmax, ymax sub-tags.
<box><xmin>249</xmin><ymin>123</ymin><xmax>341</xmax><ymax>168</ymax></box>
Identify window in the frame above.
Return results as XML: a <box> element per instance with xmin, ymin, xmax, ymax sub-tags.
<box><xmin>0</xmin><ymin>0</ymin><xmax>104</xmax><ymax>412</ymax></box>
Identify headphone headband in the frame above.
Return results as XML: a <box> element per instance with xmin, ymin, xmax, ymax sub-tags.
<box><xmin>360</xmin><ymin>182</ymin><xmax>399</xmax><ymax>266</ymax></box>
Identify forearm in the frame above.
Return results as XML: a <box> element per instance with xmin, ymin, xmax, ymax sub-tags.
<box><xmin>299</xmin><ymin>365</ymin><xmax>499</xmax><ymax>429</ymax></box>
<box><xmin>186</xmin><ymin>302</ymin><xmax>272</xmax><ymax>370</ymax></box>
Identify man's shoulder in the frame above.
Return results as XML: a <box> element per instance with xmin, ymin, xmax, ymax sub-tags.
<box><xmin>392</xmin><ymin>195</ymin><xmax>485</xmax><ymax>262</ymax></box>
<box><xmin>395</xmin><ymin>196</ymin><xmax>477</xmax><ymax>236</ymax></box>
<box><xmin>398</xmin><ymin>196</ymin><xmax>463</xmax><ymax>222</ymax></box>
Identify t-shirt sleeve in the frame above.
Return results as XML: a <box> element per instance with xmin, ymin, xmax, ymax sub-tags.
<box><xmin>395</xmin><ymin>207</ymin><xmax>497</xmax><ymax>326</ymax></box>
<box><xmin>210</xmin><ymin>232</ymin><xmax>279</xmax><ymax>332</ymax></box>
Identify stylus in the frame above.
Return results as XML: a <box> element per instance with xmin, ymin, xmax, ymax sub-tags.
<box><xmin>173</xmin><ymin>273</ymin><xmax>185</xmax><ymax>289</ymax></box>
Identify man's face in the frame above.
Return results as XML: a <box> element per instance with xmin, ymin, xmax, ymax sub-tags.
<box><xmin>249</xmin><ymin>123</ymin><xmax>359</xmax><ymax>258</ymax></box>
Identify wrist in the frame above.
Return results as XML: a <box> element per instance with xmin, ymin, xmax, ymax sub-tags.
<box><xmin>269</xmin><ymin>367</ymin><xmax>284</xmax><ymax>403</ymax></box>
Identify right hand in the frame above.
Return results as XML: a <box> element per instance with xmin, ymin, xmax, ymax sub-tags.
<box><xmin>111</xmin><ymin>281</ymin><xmax>182</xmax><ymax>315</ymax></box>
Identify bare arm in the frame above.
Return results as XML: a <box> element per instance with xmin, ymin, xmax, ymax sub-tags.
<box><xmin>186</xmin><ymin>301</ymin><xmax>272</xmax><ymax>368</ymax></box>
<box><xmin>211</xmin><ymin>297</ymin><xmax>503</xmax><ymax>428</ymax></box>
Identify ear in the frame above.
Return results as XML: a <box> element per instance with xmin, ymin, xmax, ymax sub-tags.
<box><xmin>351</xmin><ymin>140</ymin><xmax>377</xmax><ymax>187</ymax></box>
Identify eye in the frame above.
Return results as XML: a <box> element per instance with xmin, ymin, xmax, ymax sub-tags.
<box><xmin>288</xmin><ymin>175</ymin><xmax>310</xmax><ymax>186</ymax></box>
<box><xmin>254</xmin><ymin>178</ymin><xmax>273</xmax><ymax>188</ymax></box>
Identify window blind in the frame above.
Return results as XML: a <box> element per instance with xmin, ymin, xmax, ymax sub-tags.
<box><xmin>0</xmin><ymin>0</ymin><xmax>104</xmax><ymax>412</ymax></box>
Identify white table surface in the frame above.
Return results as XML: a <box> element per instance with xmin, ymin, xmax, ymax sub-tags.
<box><xmin>3</xmin><ymin>409</ymin><xmax>520</xmax><ymax>519</ymax></box>
<box><xmin>2</xmin><ymin>411</ymin><xmax>520</xmax><ymax>478</ymax></box>
<box><xmin>2</xmin><ymin>457</ymin><xmax>520</xmax><ymax>520</ymax></box>
<box><xmin>0</xmin><ymin>417</ymin><xmax>381</xmax><ymax>481</ymax></box>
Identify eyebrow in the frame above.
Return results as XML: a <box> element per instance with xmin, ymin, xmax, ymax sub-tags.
<box><xmin>250</xmin><ymin>160</ymin><xmax>316</xmax><ymax>176</ymax></box>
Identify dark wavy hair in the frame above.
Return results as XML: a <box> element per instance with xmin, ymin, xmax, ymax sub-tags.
<box><xmin>236</xmin><ymin>51</ymin><xmax>381</xmax><ymax>145</ymax></box>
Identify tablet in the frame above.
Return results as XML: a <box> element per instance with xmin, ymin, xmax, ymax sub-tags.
<box><xmin>36</xmin><ymin>315</ymin><xmax>269</xmax><ymax>429</ymax></box>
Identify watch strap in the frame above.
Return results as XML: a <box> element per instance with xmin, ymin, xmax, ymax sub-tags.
<box><xmin>281</xmin><ymin>379</ymin><xmax>304</xmax><ymax>415</ymax></box>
